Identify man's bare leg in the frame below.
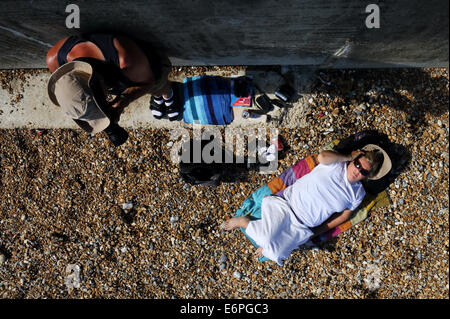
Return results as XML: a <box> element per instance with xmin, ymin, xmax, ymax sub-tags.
<box><xmin>224</xmin><ymin>216</ymin><xmax>250</xmax><ymax>230</ymax></box>
<box><xmin>153</xmin><ymin>81</ymin><xmax>172</xmax><ymax>99</ymax></box>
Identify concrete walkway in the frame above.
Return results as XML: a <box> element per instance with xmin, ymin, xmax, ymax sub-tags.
<box><xmin>0</xmin><ymin>67</ymin><xmax>315</xmax><ymax>130</ymax></box>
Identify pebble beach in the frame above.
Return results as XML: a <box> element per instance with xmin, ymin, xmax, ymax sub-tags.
<box><xmin>0</xmin><ymin>66</ymin><xmax>448</xmax><ymax>299</ymax></box>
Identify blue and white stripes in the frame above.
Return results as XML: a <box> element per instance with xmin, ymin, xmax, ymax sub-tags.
<box><xmin>182</xmin><ymin>76</ymin><xmax>233</xmax><ymax>125</ymax></box>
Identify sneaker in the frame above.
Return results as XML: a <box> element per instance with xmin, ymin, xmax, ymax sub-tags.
<box><xmin>104</xmin><ymin>123</ymin><xmax>128</xmax><ymax>146</ymax></box>
<box><xmin>149</xmin><ymin>96</ymin><xmax>165</xmax><ymax>120</ymax></box>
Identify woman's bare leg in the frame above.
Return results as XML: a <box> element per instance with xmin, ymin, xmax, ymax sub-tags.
<box><xmin>224</xmin><ymin>216</ymin><xmax>250</xmax><ymax>230</ymax></box>
<box><xmin>254</xmin><ymin>247</ymin><xmax>264</xmax><ymax>258</ymax></box>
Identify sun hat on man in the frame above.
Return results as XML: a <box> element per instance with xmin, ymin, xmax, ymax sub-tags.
<box><xmin>47</xmin><ymin>60</ymin><xmax>110</xmax><ymax>134</ymax></box>
<box><xmin>361</xmin><ymin>144</ymin><xmax>392</xmax><ymax>180</ymax></box>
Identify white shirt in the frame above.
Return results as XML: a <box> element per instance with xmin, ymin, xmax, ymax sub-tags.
<box><xmin>283</xmin><ymin>161</ymin><xmax>365</xmax><ymax>228</ymax></box>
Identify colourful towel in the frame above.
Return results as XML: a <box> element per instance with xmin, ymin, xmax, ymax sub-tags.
<box><xmin>234</xmin><ymin>140</ymin><xmax>390</xmax><ymax>262</ymax></box>
<box><xmin>182</xmin><ymin>76</ymin><xmax>234</xmax><ymax>125</ymax></box>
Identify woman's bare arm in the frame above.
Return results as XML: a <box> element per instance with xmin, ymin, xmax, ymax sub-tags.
<box><xmin>311</xmin><ymin>209</ymin><xmax>353</xmax><ymax>237</ymax></box>
<box><xmin>318</xmin><ymin>150</ymin><xmax>363</xmax><ymax>165</ymax></box>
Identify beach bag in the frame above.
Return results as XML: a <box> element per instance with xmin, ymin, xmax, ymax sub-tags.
<box><xmin>178</xmin><ymin>136</ymin><xmax>259</xmax><ymax>186</ymax></box>
<box><xmin>179</xmin><ymin>137</ymin><xmax>230</xmax><ymax>186</ymax></box>
<box><xmin>180</xmin><ymin>164</ymin><xmax>223</xmax><ymax>186</ymax></box>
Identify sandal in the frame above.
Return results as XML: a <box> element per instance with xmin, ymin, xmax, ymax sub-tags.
<box><xmin>164</xmin><ymin>94</ymin><xmax>180</xmax><ymax>121</ymax></box>
<box><xmin>149</xmin><ymin>96</ymin><xmax>165</xmax><ymax>120</ymax></box>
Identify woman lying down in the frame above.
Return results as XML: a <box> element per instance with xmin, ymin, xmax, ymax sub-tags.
<box><xmin>224</xmin><ymin>144</ymin><xmax>392</xmax><ymax>266</ymax></box>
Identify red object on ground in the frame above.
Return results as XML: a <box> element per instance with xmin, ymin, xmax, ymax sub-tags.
<box><xmin>271</xmin><ymin>137</ymin><xmax>284</xmax><ymax>151</ymax></box>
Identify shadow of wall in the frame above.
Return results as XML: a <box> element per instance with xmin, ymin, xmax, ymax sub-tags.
<box><xmin>309</xmin><ymin>67</ymin><xmax>449</xmax><ymax>133</ymax></box>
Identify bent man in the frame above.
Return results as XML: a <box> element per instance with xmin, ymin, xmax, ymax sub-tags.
<box><xmin>225</xmin><ymin>144</ymin><xmax>391</xmax><ymax>265</ymax></box>
<box><xmin>46</xmin><ymin>33</ymin><xmax>178</xmax><ymax>146</ymax></box>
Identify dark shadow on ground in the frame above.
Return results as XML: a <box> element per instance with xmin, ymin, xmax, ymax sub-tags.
<box><xmin>312</xmin><ymin>68</ymin><xmax>448</xmax><ymax>132</ymax></box>
<box><xmin>0</xmin><ymin>244</ymin><xmax>11</xmax><ymax>261</ymax></box>
<box><xmin>246</xmin><ymin>66</ymin><xmax>448</xmax><ymax>134</ymax></box>
<box><xmin>333</xmin><ymin>129</ymin><xmax>412</xmax><ymax>195</ymax></box>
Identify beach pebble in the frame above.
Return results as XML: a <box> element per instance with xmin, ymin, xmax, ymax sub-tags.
<box><xmin>0</xmin><ymin>67</ymin><xmax>447</xmax><ymax>299</ymax></box>
<box><xmin>121</xmin><ymin>202</ymin><xmax>133</xmax><ymax>210</ymax></box>
<box><xmin>219</xmin><ymin>254</ymin><xmax>228</xmax><ymax>263</ymax></box>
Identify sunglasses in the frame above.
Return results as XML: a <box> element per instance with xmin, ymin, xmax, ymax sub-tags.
<box><xmin>353</xmin><ymin>155</ymin><xmax>370</xmax><ymax>177</ymax></box>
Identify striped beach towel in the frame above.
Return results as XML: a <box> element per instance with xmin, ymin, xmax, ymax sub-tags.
<box><xmin>234</xmin><ymin>140</ymin><xmax>390</xmax><ymax>262</ymax></box>
<box><xmin>182</xmin><ymin>76</ymin><xmax>233</xmax><ymax>125</ymax></box>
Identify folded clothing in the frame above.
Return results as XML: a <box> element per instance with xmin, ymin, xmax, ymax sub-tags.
<box><xmin>182</xmin><ymin>76</ymin><xmax>233</xmax><ymax>125</ymax></box>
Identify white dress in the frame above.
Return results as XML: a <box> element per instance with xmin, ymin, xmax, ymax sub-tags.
<box><xmin>246</xmin><ymin>195</ymin><xmax>313</xmax><ymax>266</ymax></box>
<box><xmin>245</xmin><ymin>162</ymin><xmax>365</xmax><ymax>266</ymax></box>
